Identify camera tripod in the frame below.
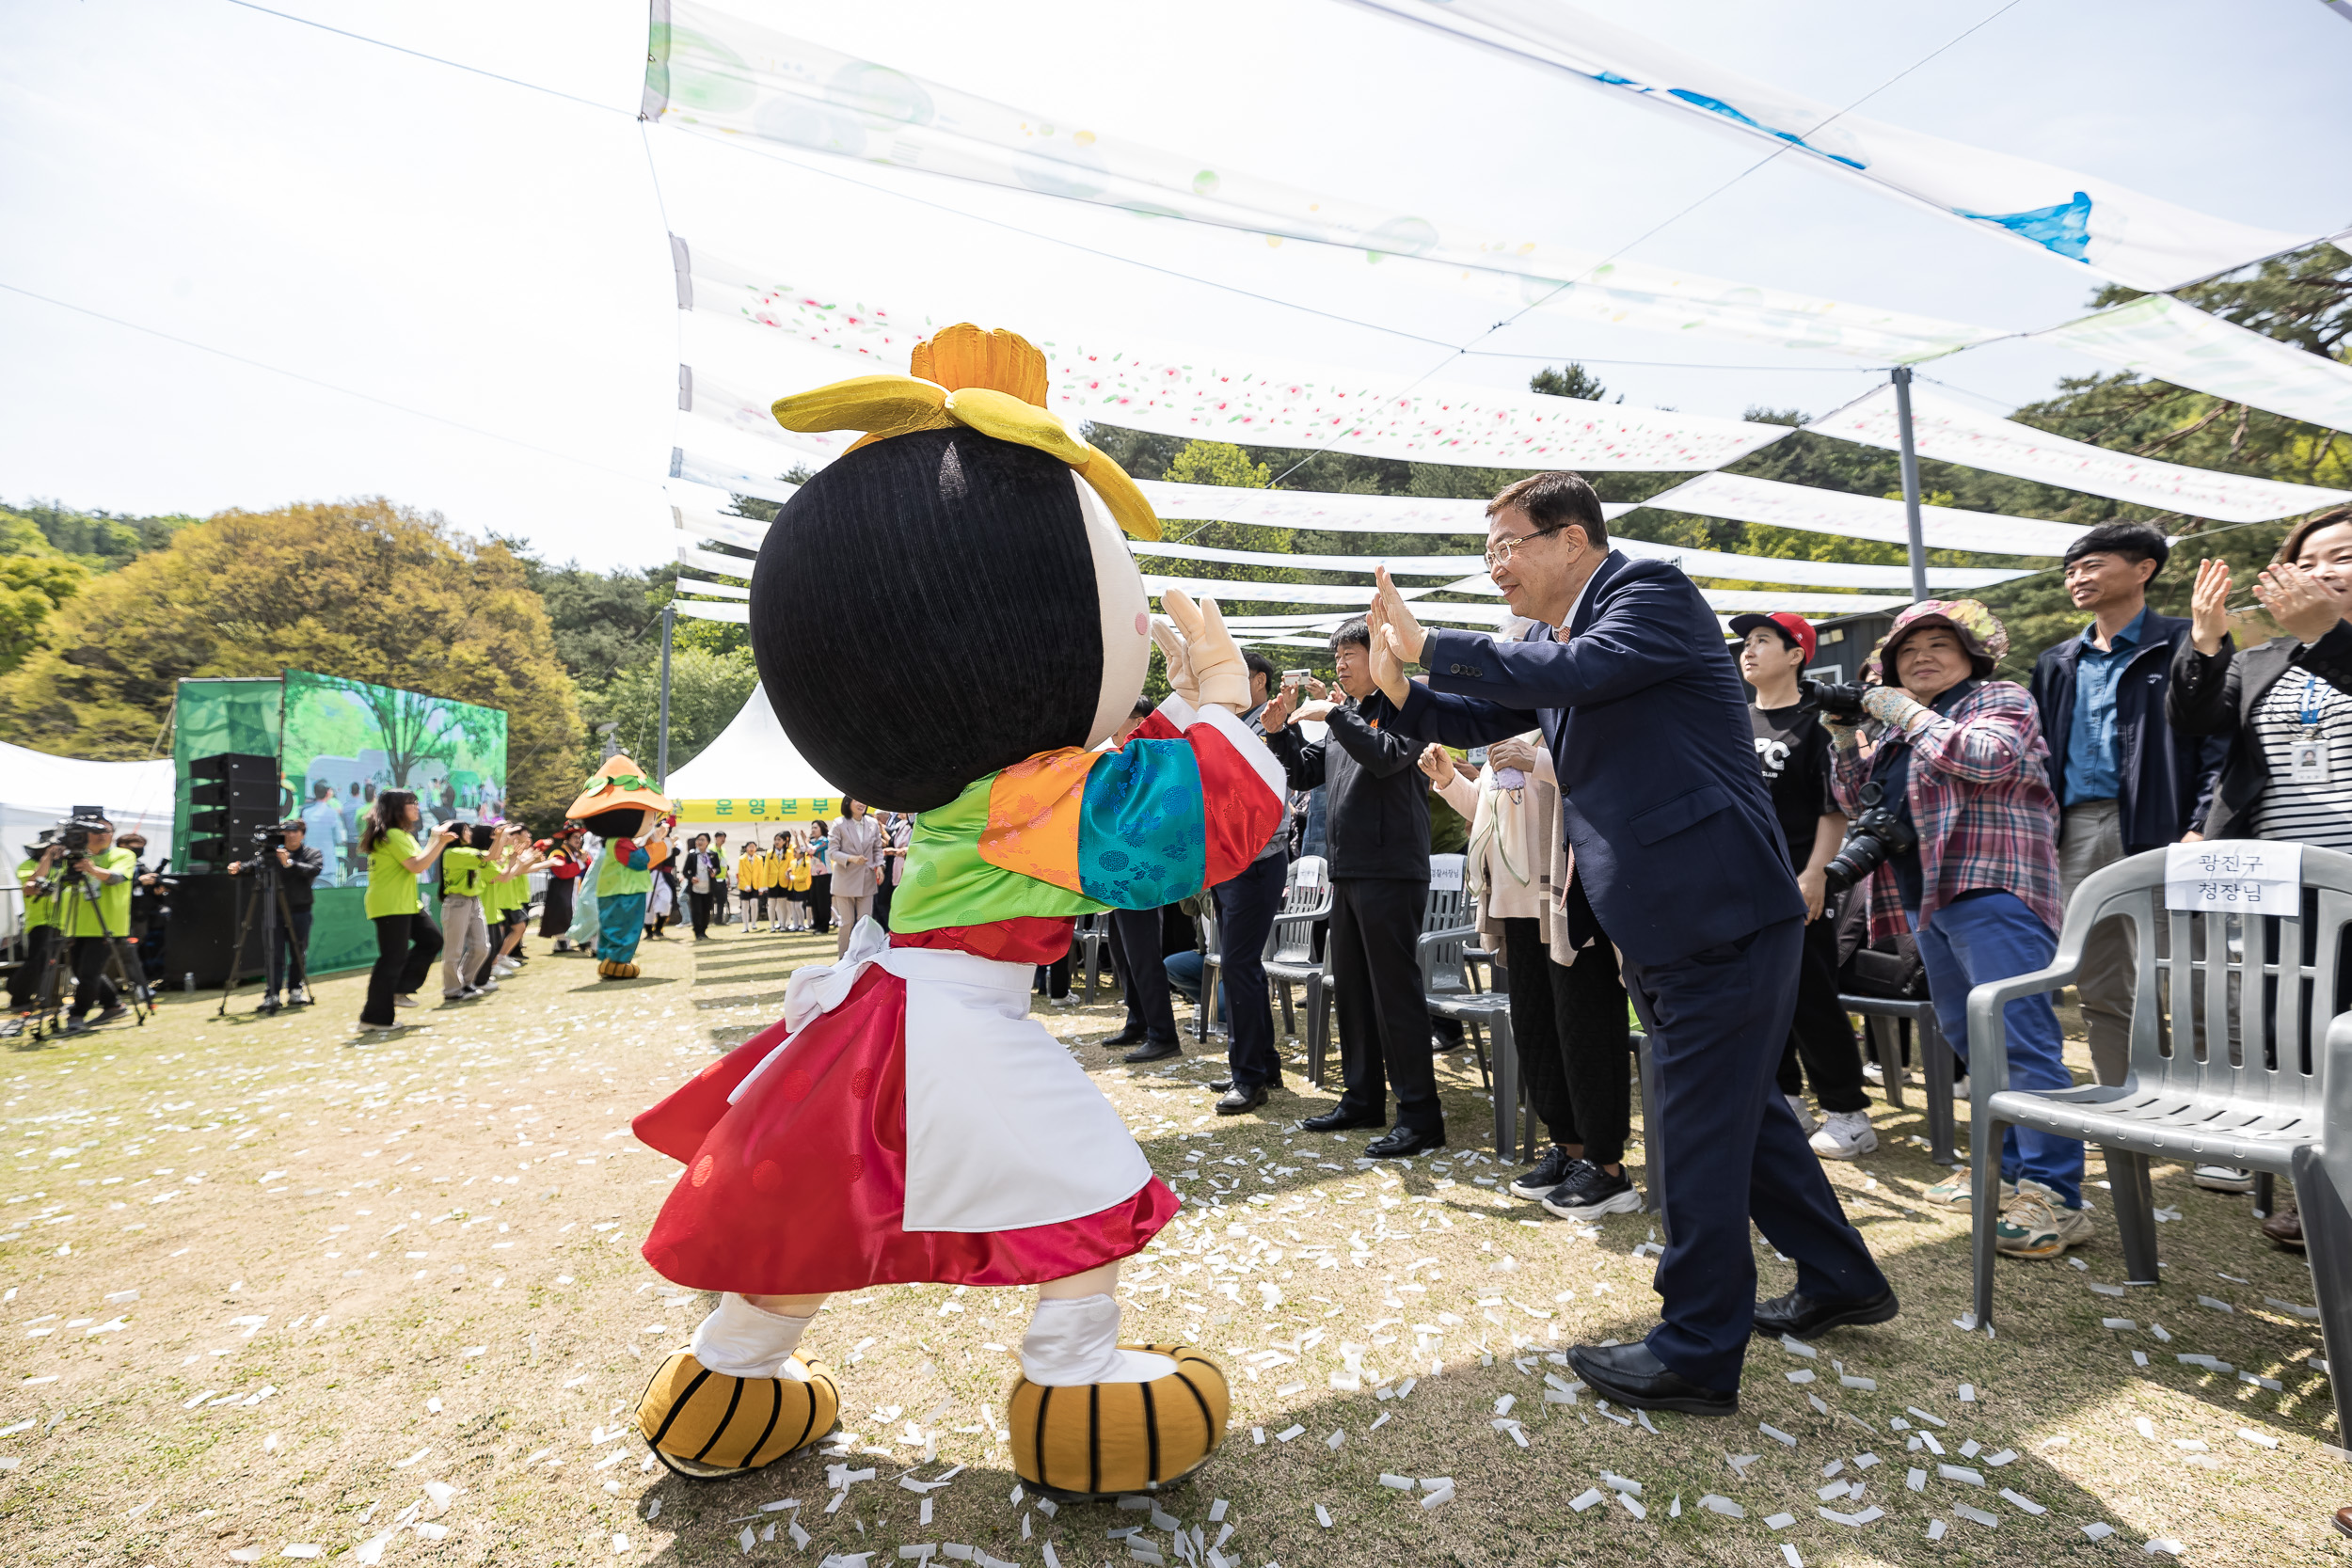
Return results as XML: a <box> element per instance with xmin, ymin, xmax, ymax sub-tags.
<box><xmin>217</xmin><ymin>853</ymin><xmax>310</xmax><ymax>1017</ymax></box>
<box><xmin>16</xmin><ymin>868</ymin><xmax>152</xmax><ymax>1043</ymax></box>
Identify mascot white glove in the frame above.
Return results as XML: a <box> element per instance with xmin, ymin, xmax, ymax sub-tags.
<box><xmin>1153</xmin><ymin>588</ymin><xmax>1249</xmax><ymax>713</ymax></box>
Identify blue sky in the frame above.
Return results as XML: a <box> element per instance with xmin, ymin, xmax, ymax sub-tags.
<box><xmin>1</xmin><ymin>0</ymin><xmax>2344</xmax><ymax>569</ymax></box>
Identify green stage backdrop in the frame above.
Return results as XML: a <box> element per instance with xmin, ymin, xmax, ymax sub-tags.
<box><xmin>279</xmin><ymin>670</ymin><xmax>509</xmax><ymax>975</ymax></box>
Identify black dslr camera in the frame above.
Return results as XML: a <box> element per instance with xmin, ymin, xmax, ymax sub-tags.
<box><xmin>1807</xmin><ymin>679</ymin><xmax>1872</xmax><ymax>721</ymax></box>
<box><xmin>1821</xmin><ymin>781</ymin><xmax>1917</xmax><ymax>895</ymax></box>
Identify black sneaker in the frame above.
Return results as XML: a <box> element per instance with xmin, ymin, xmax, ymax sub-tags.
<box><xmin>1540</xmin><ymin>1160</ymin><xmax>1642</xmax><ymax>1218</ymax></box>
<box><xmin>1510</xmin><ymin>1146</ymin><xmax>1577</xmax><ymax>1199</ymax></box>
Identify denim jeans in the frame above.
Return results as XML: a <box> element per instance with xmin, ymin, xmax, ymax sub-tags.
<box><xmin>1913</xmin><ymin>891</ymin><xmax>2084</xmax><ymax>1209</ymax></box>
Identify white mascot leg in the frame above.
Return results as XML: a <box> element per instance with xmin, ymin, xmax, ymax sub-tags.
<box><xmin>1019</xmin><ymin>1294</ymin><xmax>1176</xmax><ymax>1385</ymax></box>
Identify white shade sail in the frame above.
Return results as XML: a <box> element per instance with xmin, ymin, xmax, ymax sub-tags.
<box><xmin>1643</xmin><ymin>470</ymin><xmax>2089</xmax><ymax>557</ymax></box>
<box><xmin>1806</xmin><ymin>384</ymin><xmax>2351</xmax><ymax>524</ymax></box>
<box><xmin>1340</xmin><ymin>0</ymin><xmax>2320</xmax><ymax>293</ymax></box>
<box><xmin>2040</xmin><ymin>293</ymin><xmax>2352</xmax><ymax>439</ymax></box>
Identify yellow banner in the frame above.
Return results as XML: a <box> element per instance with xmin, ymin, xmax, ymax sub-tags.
<box><xmin>675</xmin><ymin>797</ymin><xmax>840</xmax><ymax>822</ymax></box>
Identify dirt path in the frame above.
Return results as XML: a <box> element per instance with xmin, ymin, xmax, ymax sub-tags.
<box><xmin>0</xmin><ymin>918</ymin><xmax>2339</xmax><ymax>1565</ymax></box>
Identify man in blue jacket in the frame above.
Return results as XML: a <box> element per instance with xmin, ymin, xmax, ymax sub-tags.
<box><xmin>1362</xmin><ymin>472</ymin><xmax>1890</xmax><ymax>1415</ymax></box>
<box><xmin>2028</xmin><ymin>523</ymin><xmax>2227</xmax><ymax>1089</ymax></box>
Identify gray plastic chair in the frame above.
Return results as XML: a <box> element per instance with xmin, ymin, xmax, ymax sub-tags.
<box><xmin>1964</xmin><ymin>844</ymin><xmax>2352</xmax><ymax>1442</ymax></box>
<box><xmin>1420</xmin><ymin>916</ymin><xmax>1518</xmax><ymax>1155</ymax></box>
<box><xmin>1263</xmin><ymin>857</ymin><xmax>1332</xmax><ymax>1048</ymax></box>
<box><xmin>1072</xmin><ymin>912</ymin><xmax>1111</xmax><ymax>1005</ymax></box>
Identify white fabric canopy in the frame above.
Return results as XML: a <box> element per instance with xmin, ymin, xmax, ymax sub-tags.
<box><xmin>1642</xmin><ymin>470</ymin><xmax>2088</xmax><ymax>557</ymax></box>
<box><xmin>1137</xmin><ymin>481</ymin><xmax>1638</xmax><ymax>533</ymax></box>
<box><xmin>676</xmin><ymin>576</ymin><xmax>750</xmax><ymax>600</ymax></box>
<box><xmin>672</xmin><ymin>598</ymin><xmax>750</xmax><ymax>625</ymax></box>
<box><xmin>681</xmin><ymin>242</ymin><xmax>1795</xmax><ymax>470</ymax></box>
<box><xmin>1134</xmin><ymin>536</ymin><xmax>2021</xmax><ymax>592</ymax></box>
<box><xmin>1341</xmin><ymin>0</ymin><xmax>2319</xmax><ymax>293</ymax></box>
<box><xmin>672</xmin><ymin>445</ymin><xmax>802</xmax><ymax>505</ymax></box>
<box><xmin>1806</xmin><ymin>385</ymin><xmax>2352</xmax><ymax>523</ymax></box>
<box><xmin>648</xmin><ymin>12</ymin><xmax>2004</xmax><ymax>362</ymax></box>
<box><xmin>673</xmin><ymin>503</ymin><xmax>771</xmax><ymax>551</ymax></box>
<box><xmin>663</xmin><ymin>685</ymin><xmax>842</xmax><ymax>801</ymax></box>
<box><xmin>677</xmin><ymin>542</ymin><xmax>758</xmax><ymax>581</ymax></box>
<box><xmin>2040</xmin><ymin>293</ymin><xmax>2352</xmax><ymax>438</ymax></box>
<box><xmin>1429</xmin><ymin>573</ymin><xmax>1908</xmax><ymax>616</ymax></box>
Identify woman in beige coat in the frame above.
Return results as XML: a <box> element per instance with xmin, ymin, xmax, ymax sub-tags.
<box><xmin>1422</xmin><ymin>732</ymin><xmax>1639</xmax><ymax>1218</ymax></box>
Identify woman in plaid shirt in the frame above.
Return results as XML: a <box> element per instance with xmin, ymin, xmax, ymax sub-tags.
<box><xmin>1825</xmin><ymin>599</ymin><xmax>2087</xmax><ymax>1260</ymax></box>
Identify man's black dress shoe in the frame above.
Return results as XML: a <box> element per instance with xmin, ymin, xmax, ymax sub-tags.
<box><xmin>1566</xmin><ymin>1341</ymin><xmax>1736</xmax><ymax>1418</ymax></box>
<box><xmin>1297</xmin><ymin>1108</ymin><xmax>1385</xmax><ymax>1133</ymax></box>
<box><xmin>1100</xmin><ymin>1026</ymin><xmax>1148</xmax><ymax>1049</ymax></box>
<box><xmin>1751</xmin><ymin>1287</ymin><xmax>1899</xmax><ymax>1341</ymax></box>
<box><xmin>1216</xmin><ymin>1084</ymin><xmax>1268</xmax><ymax>1116</ymax></box>
<box><xmin>1364</xmin><ymin>1126</ymin><xmax>1445</xmax><ymax>1159</ymax></box>
<box><xmin>1207</xmin><ymin>1079</ymin><xmax>1232</xmax><ymax>1092</ymax></box>
<box><xmin>1122</xmin><ymin>1040</ymin><xmax>1181</xmax><ymax>1064</ymax></box>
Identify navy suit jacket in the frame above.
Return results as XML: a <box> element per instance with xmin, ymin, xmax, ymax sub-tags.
<box><xmin>1367</xmin><ymin>550</ymin><xmax>1804</xmax><ymax>967</ymax></box>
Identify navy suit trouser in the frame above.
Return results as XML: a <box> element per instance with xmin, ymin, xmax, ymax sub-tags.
<box><xmin>1215</xmin><ymin>852</ymin><xmax>1288</xmax><ymax>1091</ymax></box>
<box><xmin>1623</xmin><ymin>916</ymin><xmax>1887</xmax><ymax>1392</ymax></box>
<box><xmin>1109</xmin><ymin>905</ymin><xmax>1179</xmax><ymax>1047</ymax></box>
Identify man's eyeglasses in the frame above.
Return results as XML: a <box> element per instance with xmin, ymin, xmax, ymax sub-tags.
<box><xmin>1484</xmin><ymin>530</ymin><xmax>1557</xmax><ymax>572</ymax></box>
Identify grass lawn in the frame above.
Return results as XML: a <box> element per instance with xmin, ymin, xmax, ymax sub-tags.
<box><xmin>0</xmin><ymin>914</ymin><xmax>2339</xmax><ymax>1565</ymax></box>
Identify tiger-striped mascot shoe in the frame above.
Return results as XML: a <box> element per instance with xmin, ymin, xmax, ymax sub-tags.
<box><xmin>635</xmin><ymin>1349</ymin><xmax>840</xmax><ymax>1480</ymax></box>
<box><xmin>1006</xmin><ymin>1342</ymin><xmax>1229</xmax><ymax>1500</ymax></box>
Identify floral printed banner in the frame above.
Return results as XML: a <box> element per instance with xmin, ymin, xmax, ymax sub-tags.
<box><xmin>1804</xmin><ymin>385</ymin><xmax>2351</xmax><ymax>524</ymax></box>
<box><xmin>1643</xmin><ymin>470</ymin><xmax>2087</xmax><ymax>557</ymax></box>
<box><xmin>679</xmin><ymin>245</ymin><xmax>1791</xmax><ymax>470</ymax></box>
<box><xmin>1342</xmin><ymin>0</ymin><xmax>2315</xmax><ymax>293</ymax></box>
<box><xmin>644</xmin><ymin>4</ymin><xmax>1999</xmax><ymax>361</ymax></box>
<box><xmin>2040</xmin><ymin>293</ymin><xmax>2352</xmax><ymax>438</ymax></box>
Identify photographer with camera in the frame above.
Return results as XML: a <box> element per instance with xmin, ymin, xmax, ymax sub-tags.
<box><xmin>227</xmin><ymin>820</ymin><xmax>324</xmax><ymax>1013</ymax></box>
<box><xmin>8</xmin><ymin>835</ymin><xmax>65</xmax><ymax>1012</ymax></box>
<box><xmin>50</xmin><ymin>816</ymin><xmax>138</xmax><ymax>1034</ymax></box>
<box><xmin>1732</xmin><ymin>612</ymin><xmax>1875</xmax><ymax>1161</ymax></box>
<box><xmin>1820</xmin><ymin>600</ymin><xmax>2086</xmax><ymax>1261</ymax></box>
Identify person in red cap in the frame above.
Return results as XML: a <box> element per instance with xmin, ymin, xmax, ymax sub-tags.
<box><xmin>1731</xmin><ymin>611</ymin><xmax>1878</xmax><ymax>1161</ymax></box>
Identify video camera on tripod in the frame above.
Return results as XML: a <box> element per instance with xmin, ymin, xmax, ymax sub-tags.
<box><xmin>7</xmin><ymin>809</ymin><xmax>151</xmax><ymax>1041</ymax></box>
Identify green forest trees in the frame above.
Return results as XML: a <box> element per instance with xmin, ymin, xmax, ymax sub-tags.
<box><xmin>0</xmin><ymin>499</ymin><xmax>585</xmax><ymax>823</ymax></box>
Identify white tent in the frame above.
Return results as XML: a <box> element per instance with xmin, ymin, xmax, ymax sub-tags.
<box><xmin>2</xmin><ymin>740</ymin><xmax>177</xmax><ymax>939</ymax></box>
<box><xmin>662</xmin><ymin>687</ymin><xmax>843</xmax><ymax>839</ymax></box>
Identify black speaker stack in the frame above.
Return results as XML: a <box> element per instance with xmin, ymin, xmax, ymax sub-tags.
<box><xmin>166</xmin><ymin>752</ymin><xmax>278</xmax><ymax>988</ymax></box>
<box><xmin>185</xmin><ymin>752</ymin><xmax>278</xmax><ymax>866</ymax></box>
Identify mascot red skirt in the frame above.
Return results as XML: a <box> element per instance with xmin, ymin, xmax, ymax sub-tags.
<box><xmin>629</xmin><ymin>325</ymin><xmax>1284</xmax><ymax>1496</ymax></box>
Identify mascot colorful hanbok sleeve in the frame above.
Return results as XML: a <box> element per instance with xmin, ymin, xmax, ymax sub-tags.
<box><xmin>628</xmin><ymin>325</ymin><xmax>1286</xmax><ymax>1496</ymax></box>
<box><xmin>567</xmin><ymin>758</ymin><xmax>674</xmax><ymax>979</ymax></box>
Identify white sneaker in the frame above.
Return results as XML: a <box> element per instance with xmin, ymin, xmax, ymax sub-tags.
<box><xmin>1861</xmin><ymin>1060</ymin><xmax>1884</xmax><ymax>1085</ymax></box>
<box><xmin>1809</xmin><ymin>1109</ymin><xmax>1878</xmax><ymax>1160</ymax></box>
<box><xmin>2192</xmin><ymin>1164</ymin><xmax>2255</xmax><ymax>1193</ymax></box>
<box><xmin>1952</xmin><ymin>1074</ymin><xmax>1971</xmax><ymax>1099</ymax></box>
<box><xmin>494</xmin><ymin>958</ymin><xmax>518</xmax><ymax>975</ymax></box>
<box><xmin>1785</xmin><ymin>1094</ymin><xmax>1818</xmax><ymax>1133</ymax></box>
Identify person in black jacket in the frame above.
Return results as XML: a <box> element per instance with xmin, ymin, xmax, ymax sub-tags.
<box><xmin>2029</xmin><ymin>523</ymin><xmax>2227</xmax><ymax>1086</ymax></box>
<box><xmin>1262</xmin><ymin>618</ymin><xmax>1440</xmax><ymax>1157</ymax></box>
<box><xmin>227</xmin><ymin>820</ymin><xmax>325</xmax><ymax>1012</ymax></box>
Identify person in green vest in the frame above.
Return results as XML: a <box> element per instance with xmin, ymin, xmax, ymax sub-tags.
<box><xmin>567</xmin><ymin>756</ymin><xmax>672</xmax><ymax>980</ymax></box>
<box><xmin>358</xmin><ymin>789</ymin><xmax>457</xmax><ymax>1029</ymax></box>
<box><xmin>438</xmin><ymin>822</ymin><xmax>495</xmax><ymax>1002</ymax></box>
<box><xmin>55</xmin><ymin>816</ymin><xmax>138</xmax><ymax>1033</ymax></box>
<box><xmin>8</xmin><ymin>837</ymin><xmax>66</xmax><ymax>1012</ymax></box>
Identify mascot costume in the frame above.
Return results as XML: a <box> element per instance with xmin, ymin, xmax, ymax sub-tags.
<box><xmin>568</xmin><ymin>756</ymin><xmax>674</xmax><ymax>979</ymax></box>
<box><xmin>628</xmin><ymin>325</ymin><xmax>1286</xmax><ymax>1495</ymax></box>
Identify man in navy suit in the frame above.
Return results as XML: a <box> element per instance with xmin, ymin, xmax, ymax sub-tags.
<box><xmin>1362</xmin><ymin>471</ymin><xmax>1892</xmax><ymax>1415</ymax></box>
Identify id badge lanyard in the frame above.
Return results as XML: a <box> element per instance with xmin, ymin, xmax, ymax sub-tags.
<box><xmin>2291</xmin><ymin>673</ymin><xmax>2330</xmax><ymax>784</ymax></box>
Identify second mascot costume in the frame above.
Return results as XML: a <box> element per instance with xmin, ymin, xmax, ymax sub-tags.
<box><xmin>570</xmin><ymin>757</ymin><xmax>674</xmax><ymax>979</ymax></box>
<box><xmin>629</xmin><ymin>325</ymin><xmax>1284</xmax><ymax>1495</ymax></box>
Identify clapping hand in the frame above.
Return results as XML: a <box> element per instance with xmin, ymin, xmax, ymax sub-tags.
<box><xmin>1486</xmin><ymin>736</ymin><xmax>1542</xmax><ymax>774</ymax></box>
<box><xmin>2253</xmin><ymin>559</ymin><xmax>2348</xmax><ymax>644</ymax></box>
<box><xmin>2189</xmin><ymin>557</ymin><xmax>2232</xmax><ymax>655</ymax></box>
<box><xmin>1417</xmin><ymin>743</ymin><xmax>1456</xmax><ymax>785</ymax></box>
